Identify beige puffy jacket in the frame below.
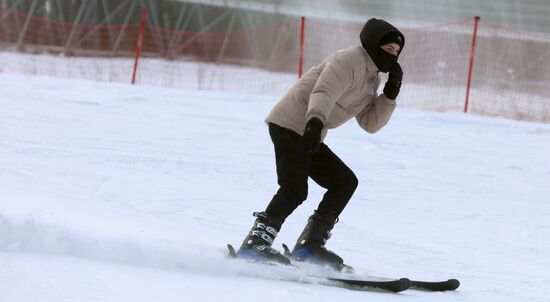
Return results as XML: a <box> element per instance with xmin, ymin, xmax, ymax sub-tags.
<box><xmin>266</xmin><ymin>44</ymin><xmax>396</xmax><ymax>140</ymax></box>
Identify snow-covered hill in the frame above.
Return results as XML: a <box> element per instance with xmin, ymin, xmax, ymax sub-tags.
<box><xmin>1</xmin><ymin>74</ymin><xmax>549</xmax><ymax>301</ymax></box>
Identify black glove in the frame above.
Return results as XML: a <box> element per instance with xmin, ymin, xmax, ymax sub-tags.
<box><xmin>383</xmin><ymin>62</ymin><xmax>403</xmax><ymax>100</ymax></box>
<box><xmin>301</xmin><ymin>118</ymin><xmax>324</xmax><ymax>153</ymax></box>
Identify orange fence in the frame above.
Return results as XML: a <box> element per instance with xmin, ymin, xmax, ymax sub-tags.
<box><xmin>1</xmin><ymin>5</ymin><xmax>549</xmax><ymax>122</ymax></box>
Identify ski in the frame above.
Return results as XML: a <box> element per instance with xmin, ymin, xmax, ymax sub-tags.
<box><xmin>410</xmin><ymin>279</ymin><xmax>460</xmax><ymax>291</ymax></box>
<box><xmin>227</xmin><ymin>243</ymin><xmax>238</xmax><ymax>258</ymax></box>
<box><xmin>280</xmin><ymin>243</ymin><xmax>460</xmax><ymax>292</ymax></box>
<box><xmin>227</xmin><ymin>244</ymin><xmax>410</xmax><ymax>292</ymax></box>
<box><xmin>327</xmin><ymin>277</ymin><xmax>410</xmax><ymax>292</ymax></box>
<box><xmin>281</xmin><ymin>243</ymin><xmax>355</xmax><ymax>273</ymax></box>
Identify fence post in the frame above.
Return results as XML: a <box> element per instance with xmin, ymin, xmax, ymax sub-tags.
<box><xmin>132</xmin><ymin>8</ymin><xmax>148</xmax><ymax>85</ymax></box>
<box><xmin>464</xmin><ymin>16</ymin><xmax>480</xmax><ymax>113</ymax></box>
<box><xmin>15</xmin><ymin>0</ymin><xmax>38</xmax><ymax>51</ymax></box>
<box><xmin>298</xmin><ymin>16</ymin><xmax>305</xmax><ymax>79</ymax></box>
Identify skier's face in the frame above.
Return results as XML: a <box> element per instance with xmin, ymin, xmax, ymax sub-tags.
<box><xmin>380</xmin><ymin>43</ymin><xmax>400</xmax><ymax>56</ymax></box>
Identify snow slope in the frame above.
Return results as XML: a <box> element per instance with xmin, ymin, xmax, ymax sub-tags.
<box><xmin>1</xmin><ymin>73</ymin><xmax>549</xmax><ymax>301</ymax></box>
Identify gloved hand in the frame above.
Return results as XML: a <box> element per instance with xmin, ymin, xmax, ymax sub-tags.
<box><xmin>301</xmin><ymin>118</ymin><xmax>324</xmax><ymax>153</ymax></box>
<box><xmin>383</xmin><ymin>62</ymin><xmax>403</xmax><ymax>100</ymax></box>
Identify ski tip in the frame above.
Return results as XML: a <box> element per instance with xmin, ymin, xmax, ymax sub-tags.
<box><xmin>227</xmin><ymin>243</ymin><xmax>237</xmax><ymax>258</ymax></box>
<box><xmin>397</xmin><ymin>278</ymin><xmax>412</xmax><ymax>292</ymax></box>
<box><xmin>281</xmin><ymin>243</ymin><xmax>291</xmax><ymax>256</ymax></box>
<box><xmin>340</xmin><ymin>264</ymin><xmax>355</xmax><ymax>274</ymax></box>
<box><xmin>447</xmin><ymin>279</ymin><xmax>460</xmax><ymax>290</ymax></box>
<box><xmin>410</xmin><ymin>278</ymin><xmax>461</xmax><ymax>291</ymax></box>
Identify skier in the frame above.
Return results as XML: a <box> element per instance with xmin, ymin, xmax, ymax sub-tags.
<box><xmin>237</xmin><ymin>18</ymin><xmax>405</xmax><ymax>270</ymax></box>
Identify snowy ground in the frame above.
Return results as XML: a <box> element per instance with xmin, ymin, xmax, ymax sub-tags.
<box><xmin>0</xmin><ymin>51</ymin><xmax>297</xmax><ymax>96</ymax></box>
<box><xmin>1</xmin><ymin>73</ymin><xmax>550</xmax><ymax>301</ymax></box>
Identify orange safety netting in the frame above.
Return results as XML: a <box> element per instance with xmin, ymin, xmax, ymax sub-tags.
<box><xmin>1</xmin><ymin>5</ymin><xmax>550</xmax><ymax>122</ymax></box>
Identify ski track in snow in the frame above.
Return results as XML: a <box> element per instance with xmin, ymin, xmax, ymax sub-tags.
<box><xmin>1</xmin><ymin>73</ymin><xmax>550</xmax><ymax>301</ymax></box>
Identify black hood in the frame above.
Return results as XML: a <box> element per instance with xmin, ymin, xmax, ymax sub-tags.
<box><xmin>360</xmin><ymin>18</ymin><xmax>405</xmax><ymax>72</ymax></box>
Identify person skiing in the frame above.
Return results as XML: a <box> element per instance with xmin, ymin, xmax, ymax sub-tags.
<box><xmin>236</xmin><ymin>18</ymin><xmax>405</xmax><ymax>271</ymax></box>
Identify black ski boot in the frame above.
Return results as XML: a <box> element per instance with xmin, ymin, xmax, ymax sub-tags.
<box><xmin>237</xmin><ymin>211</ymin><xmax>290</xmax><ymax>265</ymax></box>
<box><xmin>291</xmin><ymin>211</ymin><xmax>349</xmax><ymax>271</ymax></box>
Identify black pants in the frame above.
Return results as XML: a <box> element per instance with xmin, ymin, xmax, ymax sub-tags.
<box><xmin>265</xmin><ymin>123</ymin><xmax>358</xmax><ymax>220</ymax></box>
